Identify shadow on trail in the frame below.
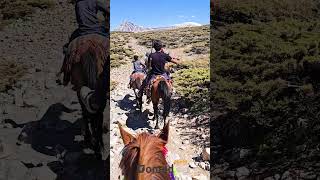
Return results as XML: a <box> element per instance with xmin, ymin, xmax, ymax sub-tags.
<box><xmin>117</xmin><ymin>94</ymin><xmax>135</xmax><ymax>111</ymax></box>
<box><xmin>126</xmin><ymin>110</ymin><xmax>152</xmax><ymax>130</ymax></box>
<box><xmin>5</xmin><ymin>103</ymin><xmax>108</xmax><ymax>180</ymax></box>
<box><xmin>117</xmin><ymin>94</ymin><xmax>152</xmax><ymax>130</ymax></box>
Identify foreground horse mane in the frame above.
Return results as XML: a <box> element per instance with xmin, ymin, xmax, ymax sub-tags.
<box><xmin>119</xmin><ymin>132</ymin><xmax>168</xmax><ymax>179</ymax></box>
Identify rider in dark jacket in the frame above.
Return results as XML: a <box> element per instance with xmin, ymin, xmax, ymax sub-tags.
<box><xmin>138</xmin><ymin>40</ymin><xmax>179</xmax><ymax>99</ymax></box>
<box><xmin>63</xmin><ymin>0</ymin><xmax>107</xmax><ymax>53</ymax></box>
<box><xmin>70</xmin><ymin>0</ymin><xmax>108</xmax><ymax>114</ymax></box>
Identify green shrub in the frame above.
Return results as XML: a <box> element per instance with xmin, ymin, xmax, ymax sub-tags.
<box><xmin>173</xmin><ymin>68</ymin><xmax>209</xmax><ymax>113</ymax></box>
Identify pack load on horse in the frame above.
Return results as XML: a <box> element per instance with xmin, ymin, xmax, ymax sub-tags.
<box><xmin>118</xmin><ymin>122</ymin><xmax>178</xmax><ymax>180</ymax></box>
<box><xmin>138</xmin><ymin>40</ymin><xmax>180</xmax><ymax>129</ymax></box>
<box><xmin>57</xmin><ymin>0</ymin><xmax>109</xmax><ymax>159</ymax></box>
<box><xmin>128</xmin><ymin>55</ymin><xmax>147</xmax><ymax>110</ymax></box>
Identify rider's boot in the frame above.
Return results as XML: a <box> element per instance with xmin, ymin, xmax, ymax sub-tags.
<box><xmin>79</xmin><ymin>86</ymin><xmax>97</xmax><ymax>114</ymax></box>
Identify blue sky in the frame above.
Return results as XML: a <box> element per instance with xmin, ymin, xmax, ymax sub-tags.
<box><xmin>110</xmin><ymin>0</ymin><xmax>210</xmax><ymax>30</ymax></box>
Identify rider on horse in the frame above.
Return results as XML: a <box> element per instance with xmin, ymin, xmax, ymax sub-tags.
<box><xmin>59</xmin><ymin>0</ymin><xmax>108</xmax><ymax>114</ymax></box>
<box><xmin>138</xmin><ymin>40</ymin><xmax>180</xmax><ymax>100</ymax></box>
<box><xmin>128</xmin><ymin>55</ymin><xmax>146</xmax><ymax>88</ymax></box>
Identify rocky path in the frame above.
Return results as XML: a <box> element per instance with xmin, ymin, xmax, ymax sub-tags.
<box><xmin>0</xmin><ymin>0</ymin><xmax>108</xmax><ymax>179</ymax></box>
<box><xmin>110</xmin><ymin>38</ymin><xmax>210</xmax><ymax>179</ymax></box>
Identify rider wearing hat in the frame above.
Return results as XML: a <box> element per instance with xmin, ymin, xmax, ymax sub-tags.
<box><xmin>138</xmin><ymin>40</ymin><xmax>180</xmax><ymax>99</ymax></box>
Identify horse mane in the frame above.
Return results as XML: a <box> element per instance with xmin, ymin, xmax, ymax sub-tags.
<box><xmin>119</xmin><ymin>132</ymin><xmax>168</xmax><ymax>179</ymax></box>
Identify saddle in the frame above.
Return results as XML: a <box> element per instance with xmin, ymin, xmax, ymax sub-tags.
<box><xmin>145</xmin><ymin>75</ymin><xmax>173</xmax><ymax>98</ymax></box>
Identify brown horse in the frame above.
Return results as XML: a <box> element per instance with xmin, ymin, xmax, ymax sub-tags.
<box><xmin>129</xmin><ymin>72</ymin><xmax>146</xmax><ymax>110</ymax></box>
<box><xmin>118</xmin><ymin>122</ymin><xmax>171</xmax><ymax>180</ymax></box>
<box><xmin>150</xmin><ymin>76</ymin><xmax>172</xmax><ymax>129</ymax></box>
<box><xmin>58</xmin><ymin>34</ymin><xmax>108</xmax><ymax>158</ymax></box>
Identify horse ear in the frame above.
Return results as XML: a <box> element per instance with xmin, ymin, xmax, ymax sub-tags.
<box><xmin>118</xmin><ymin>122</ymin><xmax>135</xmax><ymax>145</ymax></box>
<box><xmin>158</xmin><ymin>122</ymin><xmax>169</xmax><ymax>143</ymax></box>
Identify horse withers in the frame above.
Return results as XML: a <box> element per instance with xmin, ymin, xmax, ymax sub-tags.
<box><xmin>58</xmin><ymin>34</ymin><xmax>108</xmax><ymax>159</ymax></box>
<box><xmin>129</xmin><ymin>72</ymin><xmax>146</xmax><ymax>111</ymax></box>
<box><xmin>118</xmin><ymin>121</ymin><xmax>171</xmax><ymax>180</ymax></box>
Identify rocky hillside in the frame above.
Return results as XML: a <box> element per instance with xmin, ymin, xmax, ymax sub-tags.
<box><xmin>114</xmin><ymin>21</ymin><xmax>145</xmax><ymax>32</ymax></box>
<box><xmin>211</xmin><ymin>0</ymin><xmax>320</xmax><ymax>179</ymax></box>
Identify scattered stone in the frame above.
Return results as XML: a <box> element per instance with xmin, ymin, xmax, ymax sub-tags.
<box><xmin>3</xmin><ymin>123</ymin><xmax>13</xmax><ymax>128</ymax></box>
<box><xmin>192</xmin><ymin>175</ymin><xmax>208</xmax><ymax>180</ymax></box>
<box><xmin>212</xmin><ymin>168</ymin><xmax>223</xmax><ymax>175</ymax></box>
<box><xmin>236</xmin><ymin>167</ymin><xmax>250</xmax><ymax>178</ymax></box>
<box><xmin>240</xmin><ymin>149</ymin><xmax>251</xmax><ymax>159</ymax></box>
<box><xmin>201</xmin><ymin>148</ymin><xmax>210</xmax><ymax>161</ymax></box>
<box><xmin>282</xmin><ymin>171</ymin><xmax>290</xmax><ymax>179</ymax></box>
<box><xmin>205</xmin><ymin>162</ymin><xmax>210</xmax><ymax>171</ymax></box>
<box><xmin>225</xmin><ymin>171</ymin><xmax>235</xmax><ymax>178</ymax></box>
<box><xmin>0</xmin><ymin>160</ymin><xmax>32</xmax><ymax>180</ymax></box>
<box><xmin>32</xmin><ymin>166</ymin><xmax>57</xmax><ymax>180</ymax></box>
<box><xmin>300</xmin><ymin>171</ymin><xmax>316</xmax><ymax>179</ymax></box>
<box><xmin>210</xmin><ymin>176</ymin><xmax>222</xmax><ymax>180</ymax></box>
<box><xmin>74</xmin><ymin>135</ymin><xmax>84</xmax><ymax>142</ymax></box>
<box><xmin>199</xmin><ymin>162</ymin><xmax>206</xmax><ymax>170</ymax></box>
<box><xmin>264</xmin><ymin>177</ymin><xmax>274</xmax><ymax>180</ymax></box>
<box><xmin>189</xmin><ymin>162</ymin><xmax>197</xmax><ymax>168</ymax></box>
<box><xmin>83</xmin><ymin>148</ymin><xmax>94</xmax><ymax>154</ymax></box>
<box><xmin>177</xmin><ymin>173</ymin><xmax>192</xmax><ymax>180</ymax></box>
<box><xmin>182</xmin><ymin>108</ymin><xmax>188</xmax><ymax>113</ymax></box>
<box><xmin>182</xmin><ymin>140</ymin><xmax>189</xmax><ymax>145</ymax></box>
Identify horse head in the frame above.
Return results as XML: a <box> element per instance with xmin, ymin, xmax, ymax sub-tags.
<box><xmin>118</xmin><ymin>122</ymin><xmax>170</xmax><ymax>180</ymax></box>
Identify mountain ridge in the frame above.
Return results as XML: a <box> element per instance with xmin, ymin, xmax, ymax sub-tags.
<box><xmin>113</xmin><ymin>21</ymin><xmax>203</xmax><ymax>32</ymax></box>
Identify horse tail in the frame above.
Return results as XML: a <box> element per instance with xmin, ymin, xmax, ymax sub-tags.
<box><xmin>158</xmin><ymin>80</ymin><xmax>171</xmax><ymax>117</ymax></box>
<box><xmin>81</xmin><ymin>49</ymin><xmax>97</xmax><ymax>89</ymax></box>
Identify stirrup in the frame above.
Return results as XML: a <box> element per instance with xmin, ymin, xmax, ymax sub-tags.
<box><xmin>80</xmin><ymin>86</ymin><xmax>97</xmax><ymax>114</ymax></box>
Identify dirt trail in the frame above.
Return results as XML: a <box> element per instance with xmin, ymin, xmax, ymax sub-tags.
<box><xmin>110</xmin><ymin>37</ymin><xmax>210</xmax><ymax>179</ymax></box>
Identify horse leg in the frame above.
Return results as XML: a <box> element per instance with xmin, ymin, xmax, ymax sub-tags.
<box><xmin>77</xmin><ymin>91</ymin><xmax>92</xmax><ymax>147</ymax></box>
<box><xmin>153</xmin><ymin>102</ymin><xmax>159</xmax><ymax>129</ymax></box>
<box><xmin>163</xmin><ymin>98</ymin><xmax>171</xmax><ymax>128</ymax></box>
<box><xmin>90</xmin><ymin>113</ymin><xmax>103</xmax><ymax>160</ymax></box>
<box><xmin>134</xmin><ymin>89</ymin><xmax>141</xmax><ymax>111</ymax></box>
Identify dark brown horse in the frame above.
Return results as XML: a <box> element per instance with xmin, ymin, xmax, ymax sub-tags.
<box><xmin>150</xmin><ymin>76</ymin><xmax>172</xmax><ymax>129</ymax></box>
<box><xmin>118</xmin><ymin>122</ymin><xmax>171</xmax><ymax>180</ymax></box>
<box><xmin>58</xmin><ymin>34</ymin><xmax>108</xmax><ymax>158</ymax></box>
<box><xmin>129</xmin><ymin>72</ymin><xmax>146</xmax><ymax>110</ymax></box>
